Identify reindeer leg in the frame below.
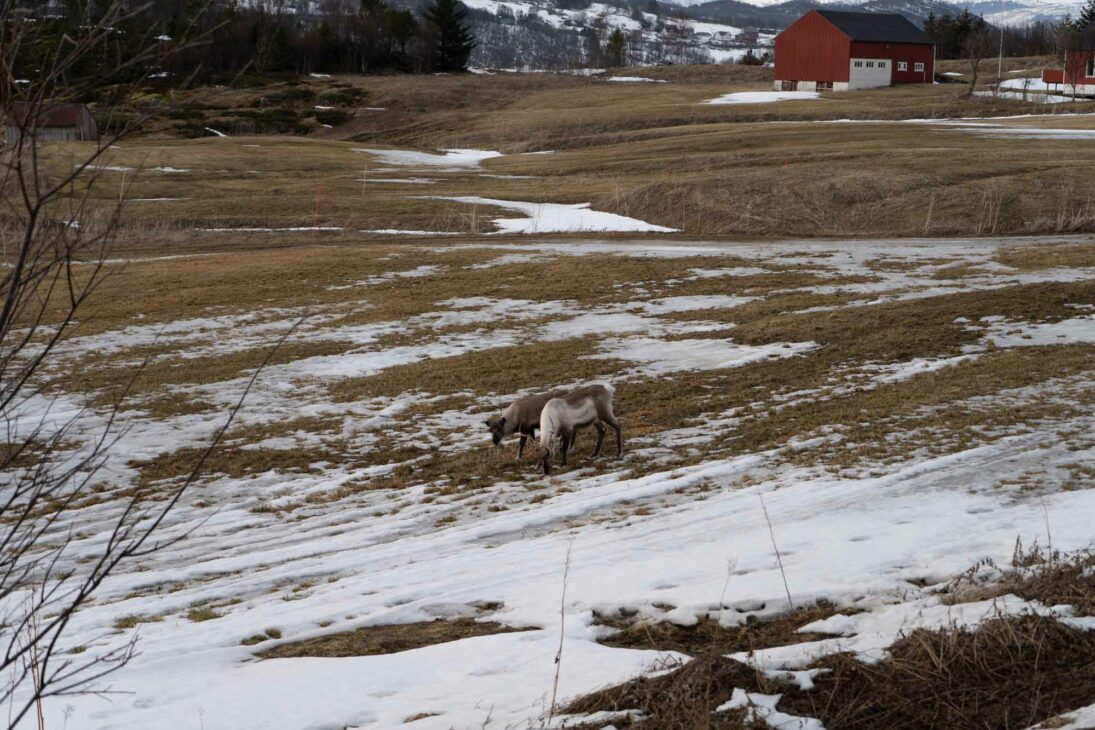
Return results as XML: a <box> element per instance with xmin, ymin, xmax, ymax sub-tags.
<box><xmin>592</xmin><ymin>422</ymin><xmax>606</xmax><ymax>458</ymax></box>
<box><xmin>560</xmin><ymin>430</ymin><xmax>571</xmax><ymax>466</ymax></box>
<box><xmin>517</xmin><ymin>434</ymin><xmax>527</xmax><ymax>460</ymax></box>
<box><xmin>605</xmin><ymin>416</ymin><xmax>622</xmax><ymax>458</ymax></box>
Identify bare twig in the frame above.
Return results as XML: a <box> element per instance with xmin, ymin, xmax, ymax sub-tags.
<box><xmin>547</xmin><ymin>541</ymin><xmax>573</xmax><ymax>722</ymax></box>
<box><xmin>759</xmin><ymin>493</ymin><xmax>793</xmax><ymax>612</ymax></box>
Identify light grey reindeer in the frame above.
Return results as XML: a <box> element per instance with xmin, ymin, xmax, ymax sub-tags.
<box><xmin>485</xmin><ymin>390</ymin><xmax>564</xmax><ymax>459</ymax></box>
<box><xmin>538</xmin><ymin>384</ymin><xmax>622</xmax><ymax>475</ymax></box>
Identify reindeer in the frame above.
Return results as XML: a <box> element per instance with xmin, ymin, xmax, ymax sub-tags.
<box><xmin>485</xmin><ymin>390</ymin><xmax>564</xmax><ymax>459</ymax></box>
<box><xmin>538</xmin><ymin>384</ymin><xmax>622</xmax><ymax>475</ymax></box>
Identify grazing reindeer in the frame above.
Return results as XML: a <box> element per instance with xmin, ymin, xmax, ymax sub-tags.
<box><xmin>538</xmin><ymin>384</ymin><xmax>622</xmax><ymax>475</ymax></box>
<box><xmin>485</xmin><ymin>390</ymin><xmax>563</xmax><ymax>459</ymax></box>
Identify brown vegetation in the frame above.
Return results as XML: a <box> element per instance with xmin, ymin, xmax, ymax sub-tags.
<box><xmin>22</xmin><ymin>63</ymin><xmax>1095</xmax><ymax>247</ymax></box>
<box><xmin>256</xmin><ymin>617</ymin><xmax>531</xmax><ymax>658</ymax></box>
<box><xmin>568</xmin><ymin>614</ymin><xmax>1095</xmax><ymax>730</ymax></box>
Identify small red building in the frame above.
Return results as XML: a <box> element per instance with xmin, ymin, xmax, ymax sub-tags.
<box><xmin>1050</xmin><ymin>48</ymin><xmax>1095</xmax><ymax>96</ymax></box>
<box><xmin>4</xmin><ymin>102</ymin><xmax>99</xmax><ymax>144</ymax></box>
<box><xmin>774</xmin><ymin>10</ymin><xmax>935</xmax><ymax>92</ymax></box>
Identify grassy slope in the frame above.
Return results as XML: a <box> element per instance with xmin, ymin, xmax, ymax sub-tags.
<box><xmin>58</xmin><ymin>58</ymin><xmax>1095</xmax><ymax>244</ymax></box>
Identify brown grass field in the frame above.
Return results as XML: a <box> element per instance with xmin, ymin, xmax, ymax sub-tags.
<box><xmin>26</xmin><ymin>59</ymin><xmax>1095</xmax><ymax>245</ymax></box>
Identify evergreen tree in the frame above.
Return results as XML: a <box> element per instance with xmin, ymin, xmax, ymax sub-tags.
<box><xmin>584</xmin><ymin>27</ymin><xmax>603</xmax><ymax>67</ymax></box>
<box><xmin>606</xmin><ymin>28</ymin><xmax>625</xmax><ymax>67</ymax></box>
<box><xmin>1075</xmin><ymin>0</ymin><xmax>1095</xmax><ymax>29</ymax></box>
<box><xmin>423</xmin><ymin>0</ymin><xmax>475</xmax><ymax>71</ymax></box>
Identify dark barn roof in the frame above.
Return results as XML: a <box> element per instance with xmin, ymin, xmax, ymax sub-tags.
<box><xmin>6</xmin><ymin>102</ymin><xmax>88</xmax><ymax>128</ymax></box>
<box><xmin>815</xmin><ymin>10</ymin><xmax>934</xmax><ymax>45</ymax></box>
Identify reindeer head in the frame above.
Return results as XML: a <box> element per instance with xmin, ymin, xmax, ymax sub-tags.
<box><xmin>538</xmin><ymin>442</ymin><xmax>556</xmax><ymax>475</ymax></box>
<box><xmin>484</xmin><ymin>416</ymin><xmax>506</xmax><ymax>446</ymax></box>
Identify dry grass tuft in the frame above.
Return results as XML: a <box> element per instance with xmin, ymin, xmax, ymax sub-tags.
<box><xmin>186</xmin><ymin>606</ymin><xmax>222</xmax><ymax>622</ymax></box>
<box><xmin>943</xmin><ymin>550</ymin><xmax>1095</xmax><ymax>616</ymax></box>
<box><xmin>780</xmin><ymin>615</ymin><xmax>1095</xmax><ymax>730</ymax></box>
<box><xmin>595</xmin><ymin>601</ymin><xmax>842</xmax><ymax>656</ymax></box>
<box><xmin>113</xmin><ymin>614</ymin><xmax>163</xmax><ymax>630</ymax></box>
<box><xmin>996</xmin><ymin>242</ymin><xmax>1095</xmax><ymax>271</ymax></box>
<box><xmin>256</xmin><ymin>617</ymin><xmax>532</xmax><ymax>658</ymax></box>
<box><xmin>569</xmin><ymin>613</ymin><xmax>1095</xmax><ymax>730</ymax></box>
<box><xmin>563</xmin><ymin>652</ymin><xmax>766</xmax><ymax>730</ymax></box>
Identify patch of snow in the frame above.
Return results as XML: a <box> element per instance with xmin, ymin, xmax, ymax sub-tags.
<box><xmin>974</xmin><ymin>90</ymin><xmax>1076</xmax><ymax>104</ymax></box>
<box><xmin>588</xmin><ymin>337</ymin><xmax>816</xmax><ymax>375</ymax></box>
<box><xmin>740</xmin><ymin>594</ymin><xmax>1056</xmax><ymax>670</ymax></box>
<box><xmin>871</xmin><ymin>354</ymin><xmax>980</xmax><ymax>384</ymax></box>
<box><xmin>1031</xmin><ymin>702</ymin><xmax>1095</xmax><ymax>730</ymax></box>
<box><xmin>423</xmin><ymin>196</ymin><xmax>677</xmax><ymax>234</ymax></box>
<box><xmin>605</xmin><ymin>76</ymin><xmax>666</xmax><ymax>83</ymax></box>
<box><xmin>977</xmin><ymin>314</ymin><xmax>1095</xmax><ymax>347</ymax></box>
<box><xmin>352</xmin><ymin>148</ymin><xmax>503</xmax><ymax>169</ymax></box>
<box><xmin>716</xmin><ymin>688</ymin><xmax>824</xmax><ymax>730</ymax></box>
<box><xmin>638</xmin><ymin>295</ymin><xmax>755</xmax><ymax>314</ymax></box>
<box><xmin>705</xmin><ymin>91</ymin><xmax>819</xmax><ymax>105</ymax></box>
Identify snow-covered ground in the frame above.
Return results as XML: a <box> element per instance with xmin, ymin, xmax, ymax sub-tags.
<box><xmin>6</xmin><ymin>236</ymin><xmax>1094</xmax><ymax>729</ymax></box>
<box><xmin>352</xmin><ymin>148</ymin><xmax>504</xmax><ymax>170</ymax></box>
<box><xmin>705</xmin><ymin>91</ymin><xmax>820</xmax><ymax>105</ymax></box>
<box><xmin>422</xmin><ymin>196</ymin><xmax>679</xmax><ymax>233</ymax></box>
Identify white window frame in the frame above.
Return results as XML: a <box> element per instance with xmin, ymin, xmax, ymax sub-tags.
<box><xmin>853</xmin><ymin>60</ymin><xmax>863</xmax><ymax>68</ymax></box>
<box><xmin>878</xmin><ymin>61</ymin><xmax>886</xmax><ymax>68</ymax></box>
<box><xmin>914</xmin><ymin>62</ymin><xmax>925</xmax><ymax>72</ymax></box>
<box><xmin>898</xmin><ymin>61</ymin><xmax>908</xmax><ymax>71</ymax></box>
<box><xmin>1088</xmin><ymin>58</ymin><xmax>1095</xmax><ymax>77</ymax></box>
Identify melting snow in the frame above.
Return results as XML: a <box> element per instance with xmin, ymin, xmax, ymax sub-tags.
<box><xmin>605</xmin><ymin>76</ymin><xmax>666</xmax><ymax>83</ymax></box>
<box><xmin>977</xmin><ymin>314</ymin><xmax>1095</xmax><ymax>347</ymax></box>
<box><xmin>589</xmin><ymin>337</ymin><xmax>816</xmax><ymax>375</ymax></box>
<box><xmin>424</xmin><ymin>196</ymin><xmax>677</xmax><ymax>233</ymax></box>
<box><xmin>705</xmin><ymin>91</ymin><xmax>820</xmax><ymax>105</ymax></box>
<box><xmin>352</xmin><ymin>148</ymin><xmax>503</xmax><ymax>169</ymax></box>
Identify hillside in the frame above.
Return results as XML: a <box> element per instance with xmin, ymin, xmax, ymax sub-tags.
<box><xmin>455</xmin><ymin>0</ymin><xmax>1077</xmax><ymax>69</ymax></box>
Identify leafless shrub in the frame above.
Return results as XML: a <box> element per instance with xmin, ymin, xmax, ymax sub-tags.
<box><xmin>0</xmin><ymin>4</ymin><xmax>292</xmax><ymax>726</ymax></box>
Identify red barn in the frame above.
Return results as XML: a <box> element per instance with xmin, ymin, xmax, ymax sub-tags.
<box><xmin>4</xmin><ymin>102</ymin><xmax>98</xmax><ymax>143</ymax></box>
<box><xmin>1057</xmin><ymin>48</ymin><xmax>1095</xmax><ymax>96</ymax></box>
<box><xmin>774</xmin><ymin>10</ymin><xmax>935</xmax><ymax>92</ymax></box>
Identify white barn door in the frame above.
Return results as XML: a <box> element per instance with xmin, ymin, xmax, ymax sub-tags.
<box><xmin>848</xmin><ymin>58</ymin><xmax>891</xmax><ymax>89</ymax></box>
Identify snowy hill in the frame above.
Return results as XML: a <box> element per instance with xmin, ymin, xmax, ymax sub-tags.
<box><xmin>964</xmin><ymin>0</ymin><xmax>1080</xmax><ymax>24</ymax></box>
<box><xmin>458</xmin><ymin>0</ymin><xmax>1077</xmax><ymax>70</ymax></box>
<box><xmin>458</xmin><ymin>0</ymin><xmax>776</xmax><ymax>68</ymax></box>
<box><xmin>680</xmin><ymin>0</ymin><xmax>1079</xmax><ymax>26</ymax></box>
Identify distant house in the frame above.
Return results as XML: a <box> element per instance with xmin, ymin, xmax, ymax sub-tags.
<box><xmin>1047</xmin><ymin>48</ymin><xmax>1095</xmax><ymax>96</ymax></box>
<box><xmin>736</xmin><ymin>27</ymin><xmax>759</xmax><ymax>45</ymax></box>
<box><xmin>3</xmin><ymin>102</ymin><xmax>99</xmax><ymax>143</ymax></box>
<box><xmin>774</xmin><ymin>10</ymin><xmax>935</xmax><ymax>92</ymax></box>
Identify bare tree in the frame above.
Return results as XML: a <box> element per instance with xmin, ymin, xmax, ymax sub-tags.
<box><xmin>0</xmin><ymin>3</ymin><xmax>276</xmax><ymax>727</ymax></box>
<box><xmin>1060</xmin><ymin>27</ymin><xmax>1093</xmax><ymax>99</ymax></box>
<box><xmin>963</xmin><ymin>21</ymin><xmax>993</xmax><ymax>98</ymax></box>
